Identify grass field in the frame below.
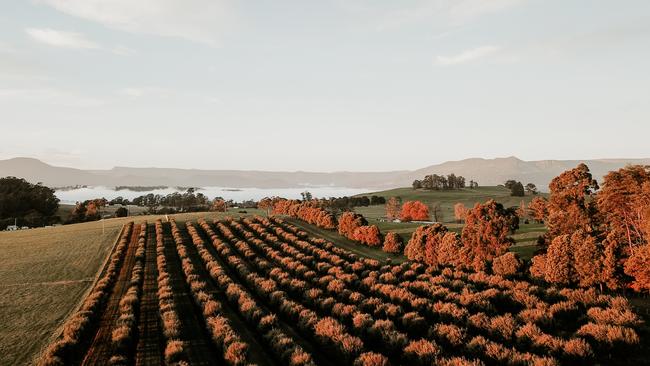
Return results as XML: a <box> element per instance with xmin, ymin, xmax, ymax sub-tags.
<box><xmin>354</xmin><ymin>186</ymin><xmax>546</xmax><ymax>260</ymax></box>
<box><xmin>0</xmin><ymin>208</ymin><xmax>263</xmax><ymax>365</ymax></box>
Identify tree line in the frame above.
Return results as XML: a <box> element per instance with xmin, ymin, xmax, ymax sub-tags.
<box><xmin>412</xmin><ymin>173</ymin><xmax>478</xmax><ymax>190</ymax></box>
<box><xmin>0</xmin><ymin>177</ymin><xmax>60</xmax><ymax>229</ymax></box>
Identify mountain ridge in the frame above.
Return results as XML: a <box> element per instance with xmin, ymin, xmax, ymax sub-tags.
<box><xmin>1</xmin><ymin>156</ymin><xmax>648</xmax><ymax>190</ymax></box>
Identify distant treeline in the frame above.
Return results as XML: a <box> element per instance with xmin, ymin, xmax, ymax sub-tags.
<box><xmin>412</xmin><ymin>173</ymin><xmax>478</xmax><ymax>190</ymax></box>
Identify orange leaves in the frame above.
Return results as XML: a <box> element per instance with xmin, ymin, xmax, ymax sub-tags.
<box><xmin>382</xmin><ymin>232</ymin><xmax>403</xmax><ymax>254</ymax></box>
<box><xmin>352</xmin><ymin>225</ymin><xmax>382</xmax><ymax>247</ymax></box>
<box><xmin>597</xmin><ymin>165</ymin><xmax>650</xmax><ymax>247</ymax></box>
<box><xmin>314</xmin><ymin>317</ymin><xmax>364</xmax><ymax>361</ymax></box>
<box><xmin>461</xmin><ymin>200</ymin><xmax>515</xmax><ymax>271</ymax></box>
<box><xmin>211</xmin><ymin>199</ymin><xmax>227</xmax><ymax>212</ymax></box>
<box><xmin>338</xmin><ymin>212</ymin><xmax>367</xmax><ymax>238</ymax></box>
<box><xmin>532</xmin><ymin>230</ymin><xmax>603</xmax><ymax>287</ymax></box>
<box><xmin>400</xmin><ymin>201</ymin><xmax>429</xmax><ymax>222</ymax></box>
<box><xmin>624</xmin><ymin>243</ymin><xmax>650</xmax><ymax>293</ymax></box>
<box><xmin>272</xmin><ymin>199</ymin><xmax>337</xmax><ymax>230</ymax></box>
<box><xmin>491</xmin><ymin>252</ymin><xmax>522</xmax><ymax>277</ymax></box>
<box><xmin>547</xmin><ymin>163</ymin><xmax>599</xmax><ymax>239</ymax></box>
<box><xmin>528</xmin><ymin>197</ymin><xmax>548</xmax><ymax>223</ymax></box>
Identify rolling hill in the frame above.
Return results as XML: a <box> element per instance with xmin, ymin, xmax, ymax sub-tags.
<box><xmin>1</xmin><ymin>156</ymin><xmax>648</xmax><ymax>190</ymax></box>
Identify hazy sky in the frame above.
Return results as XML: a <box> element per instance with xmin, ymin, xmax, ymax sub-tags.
<box><xmin>1</xmin><ymin>0</ymin><xmax>649</xmax><ymax>171</ymax></box>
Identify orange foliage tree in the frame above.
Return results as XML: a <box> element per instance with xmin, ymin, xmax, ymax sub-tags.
<box><xmin>624</xmin><ymin>244</ymin><xmax>650</xmax><ymax>293</ymax></box>
<box><xmin>404</xmin><ymin>223</ymin><xmax>461</xmax><ymax>267</ymax></box>
<box><xmin>461</xmin><ymin>200</ymin><xmax>516</xmax><ymax>271</ymax></box>
<box><xmin>491</xmin><ymin>252</ymin><xmax>522</xmax><ymax>277</ymax></box>
<box><xmin>400</xmin><ymin>201</ymin><xmax>430</xmax><ymax>222</ymax></box>
<box><xmin>453</xmin><ymin>203</ymin><xmax>467</xmax><ymax>223</ymax></box>
<box><xmin>460</xmin><ymin>200</ymin><xmax>516</xmax><ymax>271</ymax></box>
<box><xmin>385</xmin><ymin>197</ymin><xmax>401</xmax><ymax>221</ymax></box>
<box><xmin>528</xmin><ymin>197</ymin><xmax>548</xmax><ymax>223</ymax></box>
<box><xmin>211</xmin><ymin>198</ymin><xmax>227</xmax><ymax>212</ymax></box>
<box><xmin>597</xmin><ymin>165</ymin><xmax>650</xmax><ymax>250</ymax></box>
<box><xmin>338</xmin><ymin>212</ymin><xmax>368</xmax><ymax>238</ymax></box>
<box><xmin>531</xmin><ymin>230</ymin><xmax>603</xmax><ymax>288</ymax></box>
<box><xmin>546</xmin><ymin>163</ymin><xmax>599</xmax><ymax>240</ymax></box>
<box><xmin>352</xmin><ymin>225</ymin><xmax>382</xmax><ymax>247</ymax></box>
<box><xmin>382</xmin><ymin>232</ymin><xmax>403</xmax><ymax>254</ymax></box>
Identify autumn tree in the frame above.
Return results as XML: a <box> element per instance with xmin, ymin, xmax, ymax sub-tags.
<box><xmin>385</xmin><ymin>197</ymin><xmax>402</xmax><ymax>221</ymax></box>
<box><xmin>491</xmin><ymin>252</ymin><xmax>522</xmax><ymax>276</ymax></box>
<box><xmin>528</xmin><ymin>197</ymin><xmax>548</xmax><ymax>223</ymax></box>
<box><xmin>353</xmin><ymin>225</ymin><xmax>382</xmax><ymax>246</ymax></box>
<box><xmin>382</xmin><ymin>232</ymin><xmax>404</xmax><ymax>254</ymax></box>
<box><xmin>453</xmin><ymin>203</ymin><xmax>467</xmax><ymax>223</ymax></box>
<box><xmin>546</xmin><ymin>163</ymin><xmax>599</xmax><ymax>240</ymax></box>
<box><xmin>338</xmin><ymin>212</ymin><xmax>368</xmax><ymax>238</ymax></box>
<box><xmin>597</xmin><ymin>165</ymin><xmax>650</xmax><ymax>250</ymax></box>
<box><xmin>532</xmin><ymin>230</ymin><xmax>603</xmax><ymax>288</ymax></box>
<box><xmin>400</xmin><ymin>201</ymin><xmax>429</xmax><ymax>222</ymax></box>
<box><xmin>624</xmin><ymin>243</ymin><xmax>650</xmax><ymax>293</ymax></box>
<box><xmin>543</xmin><ymin>234</ymin><xmax>573</xmax><ymax>285</ymax></box>
<box><xmin>404</xmin><ymin>223</ymin><xmax>450</xmax><ymax>266</ymax></box>
<box><xmin>460</xmin><ymin>200</ymin><xmax>516</xmax><ymax>271</ymax></box>
<box><xmin>258</xmin><ymin>197</ymin><xmax>275</xmax><ymax>215</ymax></box>
<box><xmin>211</xmin><ymin>198</ymin><xmax>227</xmax><ymax>212</ymax></box>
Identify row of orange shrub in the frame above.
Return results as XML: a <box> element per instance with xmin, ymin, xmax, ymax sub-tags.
<box><xmin>39</xmin><ymin>222</ymin><xmax>134</xmax><ymax>366</ymax></box>
<box><xmin>110</xmin><ymin>222</ymin><xmax>148</xmax><ymax>364</ymax></box>
<box><xmin>169</xmin><ymin>219</ymin><xmax>253</xmax><ymax>366</ymax></box>
<box><xmin>154</xmin><ymin>220</ymin><xmax>186</xmax><ymax>364</ymax></box>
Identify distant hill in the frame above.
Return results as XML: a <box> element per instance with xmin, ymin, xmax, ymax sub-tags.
<box><xmin>0</xmin><ymin>156</ymin><xmax>648</xmax><ymax>190</ymax></box>
<box><xmin>402</xmin><ymin>157</ymin><xmax>650</xmax><ymax>190</ymax></box>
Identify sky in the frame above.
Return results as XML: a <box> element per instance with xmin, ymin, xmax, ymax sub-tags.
<box><xmin>0</xmin><ymin>0</ymin><xmax>649</xmax><ymax>172</ymax></box>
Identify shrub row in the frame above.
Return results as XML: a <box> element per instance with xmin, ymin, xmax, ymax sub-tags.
<box><xmin>109</xmin><ymin>222</ymin><xmax>148</xmax><ymax>365</ymax></box>
<box><xmin>154</xmin><ymin>220</ymin><xmax>187</xmax><ymax>364</ymax></box>
<box><xmin>169</xmin><ymin>219</ymin><xmax>253</xmax><ymax>366</ymax></box>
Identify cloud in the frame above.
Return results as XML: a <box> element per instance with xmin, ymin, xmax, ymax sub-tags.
<box><xmin>25</xmin><ymin>28</ymin><xmax>99</xmax><ymax>49</ymax></box>
<box><xmin>39</xmin><ymin>0</ymin><xmax>235</xmax><ymax>45</ymax></box>
<box><xmin>435</xmin><ymin>45</ymin><xmax>501</xmax><ymax>65</ymax></box>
